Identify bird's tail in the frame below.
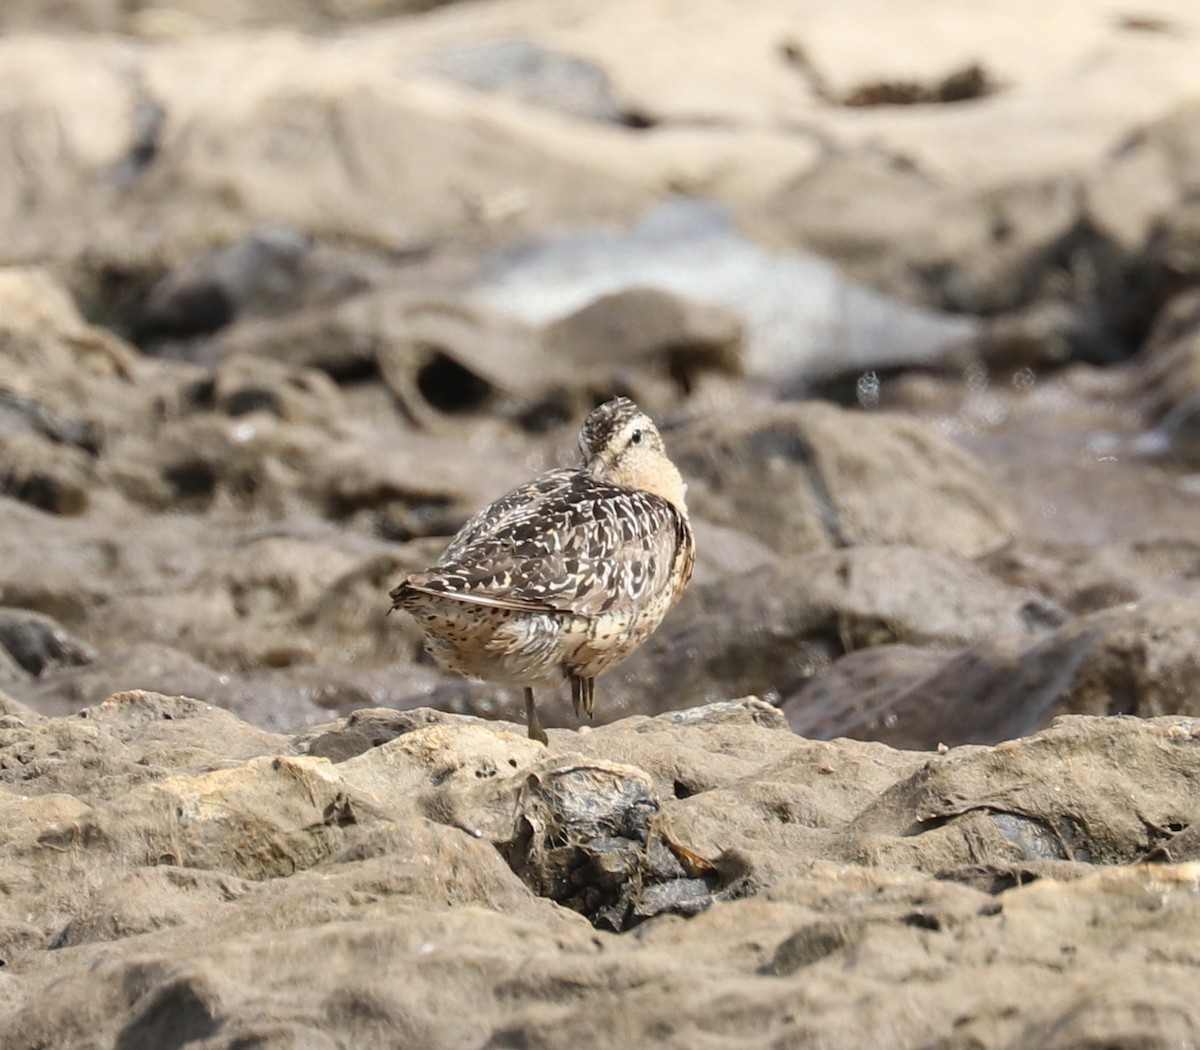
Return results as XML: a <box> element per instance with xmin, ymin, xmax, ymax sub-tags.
<box><xmin>388</xmin><ymin>580</ymin><xmax>415</xmax><ymax>614</ymax></box>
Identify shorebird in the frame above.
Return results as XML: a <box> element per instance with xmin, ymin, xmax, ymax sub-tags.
<box><xmin>390</xmin><ymin>397</ymin><xmax>694</xmax><ymax>744</ymax></box>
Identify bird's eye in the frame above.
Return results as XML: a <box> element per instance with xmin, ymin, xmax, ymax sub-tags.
<box><xmin>629</xmin><ymin>429</ymin><xmax>643</xmax><ymax>445</ymax></box>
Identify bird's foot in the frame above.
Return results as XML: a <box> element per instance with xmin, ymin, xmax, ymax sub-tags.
<box><xmin>524</xmin><ymin>687</ymin><xmax>549</xmax><ymax>746</ymax></box>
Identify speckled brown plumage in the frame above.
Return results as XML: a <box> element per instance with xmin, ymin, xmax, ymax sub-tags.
<box><xmin>390</xmin><ymin>397</ymin><xmax>694</xmax><ymax>743</ymax></box>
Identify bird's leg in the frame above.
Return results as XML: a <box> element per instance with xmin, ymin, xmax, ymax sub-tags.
<box><xmin>524</xmin><ymin>687</ymin><xmax>549</xmax><ymax>745</ymax></box>
<box><xmin>570</xmin><ymin>675</ymin><xmax>582</xmax><ymax>717</ymax></box>
<box><xmin>582</xmin><ymin>677</ymin><xmax>595</xmax><ymax>718</ymax></box>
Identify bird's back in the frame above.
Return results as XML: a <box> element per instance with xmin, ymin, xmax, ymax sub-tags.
<box><xmin>400</xmin><ymin>467</ymin><xmax>690</xmax><ymax>620</ymax></box>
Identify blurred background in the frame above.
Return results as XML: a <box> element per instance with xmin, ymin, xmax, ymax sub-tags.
<box><xmin>3</xmin><ymin>0</ymin><xmax>1200</xmax><ymax>745</ymax></box>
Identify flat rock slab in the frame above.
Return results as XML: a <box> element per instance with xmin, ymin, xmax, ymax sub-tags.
<box><xmin>786</xmin><ymin>595</ymin><xmax>1200</xmax><ymax>748</ymax></box>
<box><xmin>3</xmin><ymin>691</ymin><xmax>1200</xmax><ymax>1048</ymax></box>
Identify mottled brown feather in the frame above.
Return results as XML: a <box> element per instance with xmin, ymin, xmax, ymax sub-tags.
<box><xmin>404</xmin><ymin>473</ymin><xmax>686</xmax><ymax>618</ymax></box>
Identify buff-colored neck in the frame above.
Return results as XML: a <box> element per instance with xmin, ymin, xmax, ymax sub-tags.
<box><xmin>603</xmin><ymin>457</ymin><xmax>689</xmax><ymax>517</ymax></box>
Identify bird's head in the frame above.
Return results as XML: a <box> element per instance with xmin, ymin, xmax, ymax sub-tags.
<box><xmin>578</xmin><ymin>397</ymin><xmax>688</xmax><ymax>512</ymax></box>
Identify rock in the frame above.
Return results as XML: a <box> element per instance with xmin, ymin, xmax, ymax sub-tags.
<box><xmin>0</xmin><ymin>690</ymin><xmax>284</xmax><ymax>800</ymax></box>
<box><xmin>501</xmin><ymin>757</ymin><xmax>715</xmax><ymax>930</ymax></box>
<box><xmin>316</xmin><ymin>280</ymin><xmax>744</xmax><ymax>428</ymax></box>
<box><xmin>366</xmin><ymin>291</ymin><xmax>572</xmax><ymax>425</ymax></box>
<box><xmin>0</xmin><ymin>30</ymin><xmax>657</xmax><ymax>279</ymax></box>
<box><xmin>470</xmin><ymin>198</ymin><xmax>980</xmax><ymax>389</ymax></box>
<box><xmin>1089</xmin><ymin>100</ymin><xmax>1200</xmax><ymax>257</ymax></box>
<box><xmin>687</xmin><ymin>517</ymin><xmax>777</xmax><ymax>583</ymax></box>
<box><xmin>336</xmin><ymin>721</ymin><xmax>546</xmax><ymax>838</ymax></box>
<box><xmin>6</xmin><ymin>694</ymin><xmax>1200</xmax><ymax>1048</ymax></box>
<box><xmin>3</xmin><ymin>0</ymin><xmax>1200</xmax><ymax>373</ymax></box>
<box><xmin>215</xmin><ymin>291</ymin><xmax>393</xmax><ymax>381</ymax></box>
<box><xmin>0</xmin><ymin>0</ymin><xmax>124</xmax><ymax>32</ymax></box>
<box><xmin>129</xmin><ymin>230</ymin><xmax>386</xmax><ymax>365</ymax></box>
<box><xmin>0</xmin><ymin>609</ymin><xmax>95</xmax><ymax>677</ymax></box>
<box><xmin>749</xmin><ymin>92</ymin><xmax>1200</xmax><ymax>360</ymax></box>
<box><xmin>597</xmin><ymin>545</ymin><xmax>1061</xmax><ymax>721</ymax></box>
<box><xmin>1135</xmin><ymin>287</ymin><xmax>1200</xmax><ymax>456</ymax></box>
<box><xmin>554</xmin><ymin>699</ymin><xmax>793</xmax><ymax>800</ymax></box>
<box><xmin>131</xmin><ymin>226</ymin><xmax>312</xmax><ymax>347</ymax></box>
<box><xmin>671</xmin><ymin>400</ymin><xmax>1018</xmax><ymax>558</ymax></box>
<box><xmin>937</xmin><ymin>364</ymin><xmax>1200</xmax><ymax>550</ymax></box>
<box><xmin>15</xmin><ymin>641</ymin><xmax>452</xmax><ymax>731</ymax></box>
<box><xmin>780</xmin><ymin>642</ymin><xmax>951</xmax><ymax>741</ymax></box>
<box><xmin>540</xmin><ymin>285</ymin><xmax>744</xmax><ymax>403</ymax></box>
<box><xmin>0</xmin><ymin>0</ymin><xmax>463</xmax><ymax>34</ymax></box>
<box><xmin>757</xmin><ymin>155</ymin><xmax>1089</xmax><ymax>316</ymax></box>
<box><xmin>297</xmin><ymin>705</ymin><xmax>459</xmax><ymax>761</ymax></box>
<box><xmin>0</xmin><ymin>432</ymin><xmax>93</xmax><ymax>516</ymax></box>
<box><xmin>420</xmin><ymin>38</ymin><xmax>629</xmax><ymax>124</ymax></box>
<box><xmin>208</xmin><ymin>355</ymin><xmax>348</xmax><ymax>425</ymax></box>
<box><xmin>785</xmin><ymin>597</ymin><xmax>1200</xmax><ymax>749</ymax></box>
<box><xmin>0</xmin><ymin>267</ymin><xmax>147</xmax><ymax>434</ymax></box>
<box><xmin>88</xmin><ymin>352</ymin><xmax>532</xmax><ymax>526</ymax></box>
<box><xmin>0</xmin><ymin>688</ymin><xmax>38</xmax><ymax>719</ymax></box>
<box><xmin>641</xmin><ymin>707</ymin><xmax>1200</xmax><ymax>880</ymax></box>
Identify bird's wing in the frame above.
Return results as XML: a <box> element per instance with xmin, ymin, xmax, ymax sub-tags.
<box><xmin>436</xmin><ymin>467</ymin><xmax>577</xmax><ymax>566</ymax></box>
<box><xmin>406</xmin><ymin>475</ymin><xmax>689</xmax><ymax>619</ymax></box>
